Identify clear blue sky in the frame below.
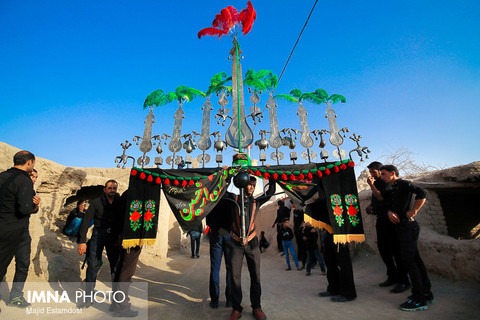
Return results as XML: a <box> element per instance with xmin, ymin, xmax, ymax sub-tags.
<box><xmin>1</xmin><ymin>0</ymin><xmax>479</xmax><ymax>172</ymax></box>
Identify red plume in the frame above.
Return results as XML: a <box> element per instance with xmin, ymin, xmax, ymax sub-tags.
<box><xmin>213</xmin><ymin>6</ymin><xmax>239</xmax><ymax>31</ymax></box>
<box><xmin>198</xmin><ymin>27</ymin><xmax>228</xmax><ymax>39</ymax></box>
<box><xmin>199</xmin><ymin>2</ymin><xmax>255</xmax><ymax>39</ymax></box>
<box><xmin>239</xmin><ymin>1</ymin><xmax>256</xmax><ymax>35</ymax></box>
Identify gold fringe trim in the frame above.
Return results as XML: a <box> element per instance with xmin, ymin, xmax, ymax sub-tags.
<box><xmin>333</xmin><ymin>234</ymin><xmax>365</xmax><ymax>244</ymax></box>
<box><xmin>122</xmin><ymin>238</ymin><xmax>157</xmax><ymax>249</ymax></box>
<box><xmin>140</xmin><ymin>238</ymin><xmax>156</xmax><ymax>246</ymax></box>
<box><xmin>303</xmin><ymin>216</ymin><xmax>333</xmax><ymax>234</ymax></box>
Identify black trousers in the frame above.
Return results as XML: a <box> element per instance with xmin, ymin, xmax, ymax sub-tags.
<box><xmin>11</xmin><ymin>227</ymin><xmax>31</xmax><ymax>298</ymax></box>
<box><xmin>112</xmin><ymin>246</ymin><xmax>142</xmax><ymax>312</ymax></box>
<box><xmin>323</xmin><ymin>232</ymin><xmax>357</xmax><ymax>299</ymax></box>
<box><xmin>0</xmin><ymin>225</ymin><xmax>24</xmax><ymax>285</ymax></box>
<box><xmin>276</xmin><ymin>224</ymin><xmax>283</xmax><ymax>252</ymax></box>
<box><xmin>395</xmin><ymin>221</ymin><xmax>431</xmax><ymax>301</ymax></box>
<box><xmin>294</xmin><ymin>228</ymin><xmax>306</xmax><ymax>266</ymax></box>
<box><xmin>85</xmin><ymin>229</ymin><xmax>122</xmax><ymax>294</ymax></box>
<box><xmin>229</xmin><ymin>236</ymin><xmax>261</xmax><ymax>312</ymax></box>
<box><xmin>376</xmin><ymin>216</ymin><xmax>409</xmax><ymax>284</ymax></box>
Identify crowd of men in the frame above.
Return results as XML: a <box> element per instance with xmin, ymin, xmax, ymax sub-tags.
<box><xmin>0</xmin><ymin>151</ymin><xmax>433</xmax><ymax>318</ymax></box>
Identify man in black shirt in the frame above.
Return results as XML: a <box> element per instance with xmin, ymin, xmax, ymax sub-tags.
<box><xmin>380</xmin><ymin>165</ymin><xmax>433</xmax><ymax>312</ymax></box>
<box><xmin>227</xmin><ymin>176</ymin><xmax>275</xmax><ymax>320</ymax></box>
<box><xmin>0</xmin><ymin>151</ymin><xmax>38</xmax><ymax>313</ymax></box>
<box><xmin>292</xmin><ymin>202</ymin><xmax>306</xmax><ymax>268</ymax></box>
<box><xmin>271</xmin><ymin>200</ymin><xmax>290</xmax><ymax>253</ymax></box>
<box><xmin>206</xmin><ymin>198</ymin><xmax>233</xmax><ymax>309</ymax></box>
<box><xmin>77</xmin><ymin>180</ymin><xmax>123</xmax><ymax>308</ymax></box>
<box><xmin>367</xmin><ymin>161</ymin><xmax>409</xmax><ymax>292</ymax></box>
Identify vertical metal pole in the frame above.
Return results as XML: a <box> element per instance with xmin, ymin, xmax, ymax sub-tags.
<box><xmin>239</xmin><ymin>187</ymin><xmax>247</xmax><ymax>241</ymax></box>
<box><xmin>235</xmin><ymin>42</ymin><xmax>242</xmax><ymax>153</ymax></box>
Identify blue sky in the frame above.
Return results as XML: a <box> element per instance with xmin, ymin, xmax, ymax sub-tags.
<box><xmin>1</xmin><ymin>0</ymin><xmax>479</xmax><ymax>173</ymax></box>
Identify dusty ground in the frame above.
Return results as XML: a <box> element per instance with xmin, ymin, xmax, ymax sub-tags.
<box><xmin>1</xmin><ymin>239</ymin><xmax>479</xmax><ymax>320</ymax></box>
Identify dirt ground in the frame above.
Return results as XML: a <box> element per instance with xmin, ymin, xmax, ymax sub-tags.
<box><xmin>1</xmin><ymin>239</ymin><xmax>479</xmax><ymax>320</ymax></box>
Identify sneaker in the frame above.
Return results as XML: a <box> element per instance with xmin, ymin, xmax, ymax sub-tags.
<box><xmin>286</xmin><ymin>267</ymin><xmax>292</xmax><ymax>271</ymax></box>
<box><xmin>408</xmin><ymin>293</ymin><xmax>435</xmax><ymax>304</ymax></box>
<box><xmin>399</xmin><ymin>299</ymin><xmax>428</xmax><ymax>312</ymax></box>
<box><xmin>8</xmin><ymin>296</ymin><xmax>31</xmax><ymax>308</ymax></box>
<box><xmin>196</xmin><ymin>254</ymin><xmax>200</xmax><ymax>258</ymax></box>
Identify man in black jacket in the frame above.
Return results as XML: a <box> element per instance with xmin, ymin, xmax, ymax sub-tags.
<box><xmin>380</xmin><ymin>165</ymin><xmax>432</xmax><ymax>312</ymax></box>
<box><xmin>0</xmin><ymin>151</ymin><xmax>38</xmax><ymax>313</ymax></box>
<box><xmin>367</xmin><ymin>161</ymin><xmax>409</xmax><ymax>292</ymax></box>
<box><xmin>227</xmin><ymin>176</ymin><xmax>275</xmax><ymax>320</ymax></box>
<box><xmin>271</xmin><ymin>200</ymin><xmax>290</xmax><ymax>254</ymax></box>
<box><xmin>206</xmin><ymin>198</ymin><xmax>233</xmax><ymax>309</ymax></box>
<box><xmin>77</xmin><ymin>180</ymin><xmax>123</xmax><ymax>308</ymax></box>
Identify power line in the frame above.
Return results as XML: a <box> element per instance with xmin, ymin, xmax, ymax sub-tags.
<box><xmin>276</xmin><ymin>0</ymin><xmax>319</xmax><ymax>91</ymax></box>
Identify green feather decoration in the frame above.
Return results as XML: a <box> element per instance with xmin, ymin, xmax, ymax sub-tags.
<box><xmin>143</xmin><ymin>89</ymin><xmax>175</xmax><ymax>109</ymax></box>
<box><xmin>273</xmin><ymin>94</ymin><xmax>299</xmax><ymax>103</ymax></box>
<box><xmin>289</xmin><ymin>89</ymin><xmax>303</xmax><ymax>100</ymax></box>
<box><xmin>329</xmin><ymin>94</ymin><xmax>347</xmax><ymax>103</ymax></box>
<box><xmin>206</xmin><ymin>72</ymin><xmax>232</xmax><ymax>96</ymax></box>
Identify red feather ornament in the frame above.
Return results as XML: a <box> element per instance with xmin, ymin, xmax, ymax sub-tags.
<box><xmin>198</xmin><ymin>1</ymin><xmax>256</xmax><ymax>39</ymax></box>
<box><xmin>198</xmin><ymin>27</ymin><xmax>228</xmax><ymax>39</ymax></box>
<box><xmin>238</xmin><ymin>1</ymin><xmax>256</xmax><ymax>35</ymax></box>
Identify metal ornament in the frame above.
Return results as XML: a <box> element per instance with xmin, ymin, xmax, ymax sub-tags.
<box><xmin>267</xmin><ymin>94</ymin><xmax>282</xmax><ymax>149</ymax></box>
<box><xmin>348</xmin><ymin>133</ymin><xmax>371</xmax><ymax>162</ymax></box>
<box><xmin>115</xmin><ymin>140</ymin><xmax>134</xmax><ymax>168</ymax></box>
<box><xmin>225</xmin><ymin>39</ymin><xmax>253</xmax><ymax>151</ymax></box>
<box><xmin>325</xmin><ymin>102</ymin><xmax>349</xmax><ymax>147</ymax></box>
<box><xmin>332</xmin><ymin>148</ymin><xmax>347</xmax><ymax>160</ymax></box>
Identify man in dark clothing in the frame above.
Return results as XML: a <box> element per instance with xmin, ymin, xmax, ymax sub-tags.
<box><xmin>0</xmin><ymin>151</ymin><xmax>38</xmax><ymax>313</ymax></box>
<box><xmin>77</xmin><ymin>180</ymin><xmax>123</xmax><ymax>308</ymax></box>
<box><xmin>380</xmin><ymin>164</ymin><xmax>433</xmax><ymax>312</ymax></box>
<box><xmin>227</xmin><ymin>176</ymin><xmax>275</xmax><ymax>320</ymax></box>
<box><xmin>292</xmin><ymin>202</ymin><xmax>306</xmax><ymax>268</ymax></box>
<box><xmin>271</xmin><ymin>200</ymin><xmax>290</xmax><ymax>253</ymax></box>
<box><xmin>206</xmin><ymin>198</ymin><xmax>233</xmax><ymax>309</ymax></box>
<box><xmin>320</xmin><ymin>231</ymin><xmax>357</xmax><ymax>302</ymax></box>
<box><xmin>188</xmin><ymin>222</ymin><xmax>203</xmax><ymax>258</ymax></box>
<box><xmin>280</xmin><ymin>218</ymin><xmax>300</xmax><ymax>271</ymax></box>
<box><xmin>367</xmin><ymin>161</ymin><xmax>409</xmax><ymax>293</ymax></box>
<box><xmin>109</xmin><ymin>190</ymin><xmax>140</xmax><ymax>317</ymax></box>
<box><xmin>9</xmin><ymin>169</ymin><xmax>41</xmax><ymax>308</ymax></box>
<box><xmin>302</xmin><ymin>221</ymin><xmax>326</xmax><ymax>275</ymax></box>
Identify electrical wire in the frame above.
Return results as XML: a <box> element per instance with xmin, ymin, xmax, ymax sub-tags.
<box><xmin>275</xmin><ymin>0</ymin><xmax>319</xmax><ymax>92</ymax></box>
